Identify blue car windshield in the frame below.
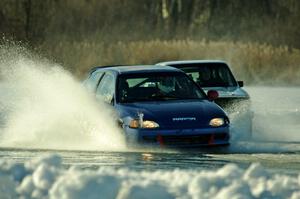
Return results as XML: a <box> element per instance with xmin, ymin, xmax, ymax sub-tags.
<box><xmin>117</xmin><ymin>72</ymin><xmax>206</xmax><ymax>103</ymax></box>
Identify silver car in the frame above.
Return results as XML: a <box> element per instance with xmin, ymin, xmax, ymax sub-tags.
<box><xmin>157</xmin><ymin>60</ymin><xmax>253</xmax><ymax>139</ymax></box>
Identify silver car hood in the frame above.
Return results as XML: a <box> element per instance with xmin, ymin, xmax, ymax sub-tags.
<box><xmin>202</xmin><ymin>87</ymin><xmax>249</xmax><ymax>99</ymax></box>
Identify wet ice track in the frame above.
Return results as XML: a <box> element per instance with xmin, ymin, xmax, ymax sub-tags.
<box><xmin>0</xmin><ymin>148</ymin><xmax>231</xmax><ymax>170</ymax></box>
<box><xmin>2</xmin><ymin>146</ymin><xmax>300</xmax><ymax>174</ymax></box>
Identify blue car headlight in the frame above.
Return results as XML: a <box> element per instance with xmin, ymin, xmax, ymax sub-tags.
<box><xmin>209</xmin><ymin>118</ymin><xmax>225</xmax><ymax>127</ymax></box>
<box><xmin>129</xmin><ymin>119</ymin><xmax>160</xmax><ymax>129</ymax></box>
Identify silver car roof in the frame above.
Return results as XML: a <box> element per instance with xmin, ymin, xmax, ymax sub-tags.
<box><xmin>157</xmin><ymin>60</ymin><xmax>228</xmax><ymax>66</ymax></box>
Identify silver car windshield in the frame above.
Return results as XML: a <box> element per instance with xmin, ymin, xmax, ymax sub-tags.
<box><xmin>177</xmin><ymin>63</ymin><xmax>237</xmax><ymax>87</ymax></box>
<box><xmin>117</xmin><ymin>72</ymin><xmax>206</xmax><ymax>103</ymax></box>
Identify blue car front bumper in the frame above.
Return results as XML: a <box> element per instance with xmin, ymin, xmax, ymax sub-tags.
<box><xmin>124</xmin><ymin>126</ymin><xmax>230</xmax><ymax>148</ymax></box>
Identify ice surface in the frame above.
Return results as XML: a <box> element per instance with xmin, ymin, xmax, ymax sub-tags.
<box><xmin>1</xmin><ymin>154</ymin><xmax>300</xmax><ymax>199</ymax></box>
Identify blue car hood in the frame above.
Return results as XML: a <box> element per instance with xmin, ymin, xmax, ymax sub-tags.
<box><xmin>116</xmin><ymin>100</ymin><xmax>227</xmax><ymax>129</ymax></box>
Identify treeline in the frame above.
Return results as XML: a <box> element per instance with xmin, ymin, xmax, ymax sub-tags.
<box><xmin>1</xmin><ymin>0</ymin><xmax>300</xmax><ymax>48</ymax></box>
<box><xmin>1</xmin><ymin>0</ymin><xmax>300</xmax><ymax>85</ymax></box>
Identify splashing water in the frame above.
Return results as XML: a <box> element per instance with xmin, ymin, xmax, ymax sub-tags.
<box><xmin>0</xmin><ymin>45</ymin><xmax>125</xmax><ymax>150</ymax></box>
<box><xmin>228</xmin><ymin>86</ymin><xmax>300</xmax><ymax>153</ymax></box>
<box><xmin>249</xmin><ymin>87</ymin><xmax>300</xmax><ymax>141</ymax></box>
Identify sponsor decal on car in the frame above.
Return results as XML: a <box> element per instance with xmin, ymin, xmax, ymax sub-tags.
<box><xmin>172</xmin><ymin>117</ymin><xmax>196</xmax><ymax>121</ymax></box>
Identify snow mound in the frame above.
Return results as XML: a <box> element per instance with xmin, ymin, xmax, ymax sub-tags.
<box><xmin>0</xmin><ymin>154</ymin><xmax>300</xmax><ymax>199</ymax></box>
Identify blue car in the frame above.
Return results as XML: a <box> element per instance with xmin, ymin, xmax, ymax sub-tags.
<box><xmin>83</xmin><ymin>65</ymin><xmax>230</xmax><ymax>148</ymax></box>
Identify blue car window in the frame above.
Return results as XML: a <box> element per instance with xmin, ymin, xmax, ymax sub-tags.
<box><xmin>127</xmin><ymin>78</ymin><xmax>148</xmax><ymax>87</ymax></box>
<box><xmin>96</xmin><ymin>73</ymin><xmax>115</xmax><ymax>103</ymax></box>
<box><xmin>83</xmin><ymin>71</ymin><xmax>104</xmax><ymax>93</ymax></box>
<box><xmin>117</xmin><ymin>72</ymin><xmax>205</xmax><ymax>103</ymax></box>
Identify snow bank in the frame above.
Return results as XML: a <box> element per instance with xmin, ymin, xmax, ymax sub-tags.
<box><xmin>1</xmin><ymin>154</ymin><xmax>300</xmax><ymax>199</ymax></box>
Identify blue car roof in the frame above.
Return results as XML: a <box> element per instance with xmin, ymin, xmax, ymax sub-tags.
<box><xmin>90</xmin><ymin>65</ymin><xmax>182</xmax><ymax>75</ymax></box>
